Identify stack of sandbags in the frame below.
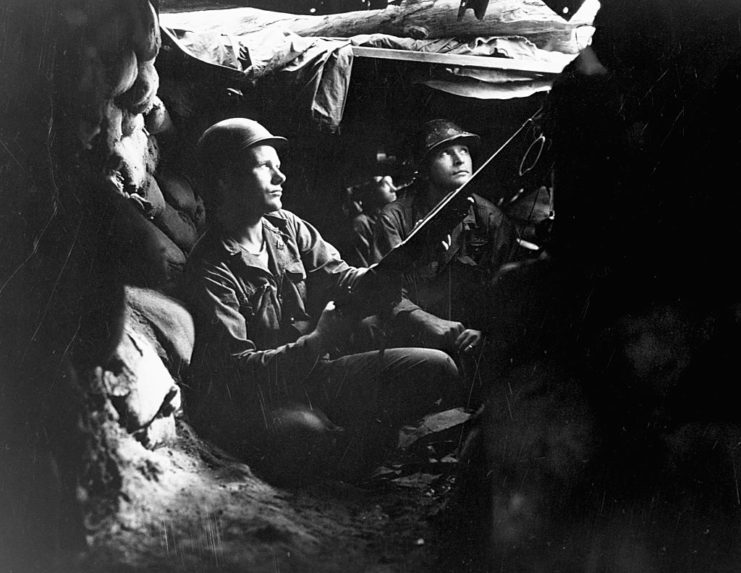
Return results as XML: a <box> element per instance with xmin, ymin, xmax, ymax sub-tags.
<box><xmin>61</xmin><ymin>0</ymin><xmax>207</xmax><ymax>294</ymax></box>
<box><xmin>103</xmin><ymin>118</ymin><xmax>209</xmax><ymax>295</ymax></box>
<box><xmin>56</xmin><ymin>0</ymin><xmax>208</xmax><ymax>449</ymax></box>
<box><xmin>152</xmin><ymin>171</ymin><xmax>207</xmax><ymax>256</ymax></box>
<box><xmin>61</xmin><ymin>0</ymin><xmax>161</xmax><ymax>149</ymax></box>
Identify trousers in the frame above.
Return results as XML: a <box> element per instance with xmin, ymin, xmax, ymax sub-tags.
<box><xmin>197</xmin><ymin>346</ymin><xmax>462</xmax><ymax>485</ymax></box>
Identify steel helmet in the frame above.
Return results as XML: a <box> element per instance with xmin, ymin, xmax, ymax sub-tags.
<box><xmin>197</xmin><ymin>117</ymin><xmax>287</xmax><ymax>175</ymax></box>
<box><xmin>414</xmin><ymin>119</ymin><xmax>481</xmax><ymax>167</ymax></box>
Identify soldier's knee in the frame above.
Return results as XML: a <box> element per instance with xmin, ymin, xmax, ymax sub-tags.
<box><xmin>420</xmin><ymin>348</ymin><xmax>460</xmax><ymax>380</ymax></box>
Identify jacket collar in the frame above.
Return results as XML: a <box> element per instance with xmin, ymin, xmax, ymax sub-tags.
<box><xmin>216</xmin><ymin>215</ymin><xmax>292</xmax><ymax>277</ymax></box>
<box><xmin>412</xmin><ymin>188</ymin><xmax>478</xmax><ymax>227</ymax></box>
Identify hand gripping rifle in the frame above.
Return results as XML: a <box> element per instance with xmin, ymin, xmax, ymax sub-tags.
<box><xmin>340</xmin><ymin>109</ymin><xmax>543</xmax><ymax>318</ymax></box>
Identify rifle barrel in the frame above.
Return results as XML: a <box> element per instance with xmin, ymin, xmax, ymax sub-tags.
<box><xmin>377</xmin><ymin>108</ymin><xmax>542</xmax><ymax>272</ymax></box>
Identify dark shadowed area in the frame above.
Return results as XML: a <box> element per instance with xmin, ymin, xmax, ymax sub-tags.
<box><xmin>3</xmin><ymin>0</ymin><xmax>741</xmax><ymax>572</ymax></box>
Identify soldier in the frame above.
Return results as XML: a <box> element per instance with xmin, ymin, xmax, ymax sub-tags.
<box><xmin>342</xmin><ymin>174</ymin><xmax>398</xmax><ymax>267</ymax></box>
<box><xmin>372</xmin><ymin>119</ymin><xmax>519</xmax><ymax>356</ymax></box>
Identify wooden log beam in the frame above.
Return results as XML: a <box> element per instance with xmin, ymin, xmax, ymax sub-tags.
<box><xmin>350</xmin><ymin>46</ymin><xmax>564</xmax><ymax>75</ymax></box>
<box><xmin>160</xmin><ymin>0</ymin><xmax>598</xmax><ymax>54</ymax></box>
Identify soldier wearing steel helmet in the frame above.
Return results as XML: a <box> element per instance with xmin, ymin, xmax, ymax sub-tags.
<box><xmin>372</xmin><ymin>119</ymin><xmax>519</xmax><ymax>358</ymax></box>
<box><xmin>181</xmin><ymin>118</ymin><xmax>465</xmax><ymax>486</ymax></box>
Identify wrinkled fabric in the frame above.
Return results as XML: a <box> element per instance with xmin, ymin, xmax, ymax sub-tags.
<box><xmin>239</xmin><ymin>28</ymin><xmax>314</xmax><ymax>78</ymax></box>
<box><xmin>167</xmin><ymin>29</ymin><xmax>248</xmax><ymax>71</ymax></box>
<box><xmin>182</xmin><ymin>209</ymin><xmax>367</xmax><ymax>407</ymax></box>
<box><xmin>180</xmin><ymin>209</ymin><xmax>465</xmax><ymax>480</ymax></box>
<box><xmin>420</xmin><ymin>75</ymin><xmax>554</xmax><ymax>100</ymax></box>
<box><xmin>373</xmin><ymin>189</ymin><xmax>519</xmax><ymax>329</ymax></box>
<box><xmin>344</xmin><ymin>211</ymin><xmax>381</xmax><ymax>268</ymax></box>
<box><xmin>273</xmin><ymin>37</ymin><xmax>354</xmax><ymax>132</ymax></box>
<box><xmin>161</xmin><ymin>19</ymin><xmax>579</xmax><ymax>130</ymax></box>
<box><xmin>164</xmin><ymin>26</ymin><xmax>353</xmax><ymax>131</ymax></box>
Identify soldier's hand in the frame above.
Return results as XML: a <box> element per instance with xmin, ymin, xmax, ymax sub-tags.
<box><xmin>455</xmin><ymin>329</ymin><xmax>483</xmax><ymax>354</ymax></box>
<box><xmin>314</xmin><ymin>301</ymin><xmax>352</xmax><ymax>353</ymax></box>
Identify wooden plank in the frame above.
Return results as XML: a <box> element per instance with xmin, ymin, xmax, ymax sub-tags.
<box><xmin>350</xmin><ymin>46</ymin><xmax>565</xmax><ymax>76</ymax></box>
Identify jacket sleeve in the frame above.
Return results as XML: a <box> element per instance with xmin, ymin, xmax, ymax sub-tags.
<box><xmin>373</xmin><ymin>206</ymin><xmax>404</xmax><ymax>255</ymax></box>
<box><xmin>373</xmin><ymin>205</ymin><xmax>423</xmax><ymax>317</ymax></box>
<box><xmin>288</xmin><ymin>213</ymin><xmax>370</xmax><ymax>309</ymax></box>
<box><xmin>349</xmin><ymin>215</ymin><xmax>373</xmax><ymax>268</ymax></box>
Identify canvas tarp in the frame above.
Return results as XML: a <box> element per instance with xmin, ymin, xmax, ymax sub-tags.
<box><xmin>161</xmin><ymin>16</ymin><xmax>585</xmax><ymax>131</ymax></box>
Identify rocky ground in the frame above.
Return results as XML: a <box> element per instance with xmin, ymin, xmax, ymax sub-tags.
<box><xmin>74</xmin><ymin>412</ymin><xmax>475</xmax><ymax>573</ymax></box>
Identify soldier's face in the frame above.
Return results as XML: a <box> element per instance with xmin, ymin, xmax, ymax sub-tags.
<box><xmin>373</xmin><ymin>175</ymin><xmax>397</xmax><ymax>205</ymax></box>
<box><xmin>223</xmin><ymin>144</ymin><xmax>286</xmax><ymax>217</ymax></box>
<box><xmin>427</xmin><ymin>143</ymin><xmax>473</xmax><ymax>192</ymax></box>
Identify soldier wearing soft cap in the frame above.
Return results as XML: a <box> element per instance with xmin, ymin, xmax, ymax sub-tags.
<box><xmin>372</xmin><ymin>119</ymin><xmax>519</xmax><ymax>357</ymax></box>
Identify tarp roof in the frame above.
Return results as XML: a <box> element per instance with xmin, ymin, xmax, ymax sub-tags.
<box><xmin>159</xmin><ymin>1</ymin><xmax>599</xmax><ymax>131</ymax></box>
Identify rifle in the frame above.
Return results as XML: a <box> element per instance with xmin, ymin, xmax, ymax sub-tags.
<box><xmin>375</xmin><ymin>108</ymin><xmax>542</xmax><ymax>273</ymax></box>
<box><xmin>339</xmin><ymin>108</ymin><xmax>543</xmax><ymax>318</ymax></box>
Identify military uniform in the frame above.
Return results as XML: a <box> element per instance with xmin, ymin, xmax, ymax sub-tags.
<box><xmin>373</xmin><ymin>188</ymin><xmax>519</xmax><ymax>333</ymax></box>
<box><xmin>181</xmin><ymin>209</ymin><xmax>461</xmax><ymax>480</ymax></box>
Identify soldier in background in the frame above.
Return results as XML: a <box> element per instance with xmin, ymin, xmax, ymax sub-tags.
<box><xmin>372</xmin><ymin>119</ymin><xmax>519</xmax><ymax>361</ymax></box>
<box><xmin>342</xmin><ymin>174</ymin><xmax>398</xmax><ymax>267</ymax></box>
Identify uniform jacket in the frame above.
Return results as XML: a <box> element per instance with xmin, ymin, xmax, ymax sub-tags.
<box><xmin>373</xmin><ymin>189</ymin><xmax>518</xmax><ymax>325</ymax></box>
<box><xmin>182</xmin><ymin>209</ymin><xmax>366</xmax><ymax>410</ymax></box>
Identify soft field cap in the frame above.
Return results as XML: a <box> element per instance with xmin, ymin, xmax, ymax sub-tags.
<box><xmin>415</xmin><ymin>119</ymin><xmax>480</xmax><ymax>165</ymax></box>
<box><xmin>197</xmin><ymin>118</ymin><xmax>287</xmax><ymax>172</ymax></box>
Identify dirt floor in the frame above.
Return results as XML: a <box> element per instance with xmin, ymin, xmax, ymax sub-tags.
<box><xmin>75</xmin><ymin>414</ymin><xmax>473</xmax><ymax>573</ymax></box>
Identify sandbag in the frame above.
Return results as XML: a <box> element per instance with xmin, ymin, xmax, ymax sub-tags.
<box><xmin>103</xmin><ymin>326</ymin><xmax>177</xmax><ymax>432</ymax></box>
<box><xmin>112</xmin><ymin>126</ymin><xmax>149</xmax><ymax>190</ymax></box>
<box><xmin>103</xmin><ymin>47</ymin><xmax>139</xmax><ymax>99</ymax></box>
<box><xmin>123</xmin><ymin>285</ymin><xmax>195</xmax><ymax>374</ymax></box>
<box><xmin>153</xmin><ymin>202</ymin><xmax>200</xmax><ymax>254</ymax></box>
<box><xmin>119</xmin><ymin>59</ymin><xmax>159</xmax><ymax>115</ymax></box>
<box><xmin>121</xmin><ymin>108</ymin><xmax>144</xmax><ymax>138</ymax></box>
<box><xmin>129</xmin><ymin>174</ymin><xmax>166</xmax><ymax>220</ymax></box>
<box><xmin>103</xmin><ymin>100</ymin><xmax>124</xmax><ymax>149</ymax></box>
<box><xmin>156</xmin><ymin>171</ymin><xmax>206</xmax><ymax>230</ymax></box>
<box><xmin>74</xmin><ymin>47</ymin><xmax>134</xmax><ymax>146</ymax></box>
<box><xmin>143</xmin><ymin>96</ymin><xmax>174</xmax><ymax>135</ymax></box>
<box><xmin>108</xmin><ymin>196</ymin><xmax>187</xmax><ymax>293</ymax></box>
<box><xmin>145</xmin><ymin>133</ymin><xmax>160</xmax><ymax>175</ymax></box>
<box><xmin>129</xmin><ymin>0</ymin><xmax>161</xmax><ymax>63</ymax></box>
